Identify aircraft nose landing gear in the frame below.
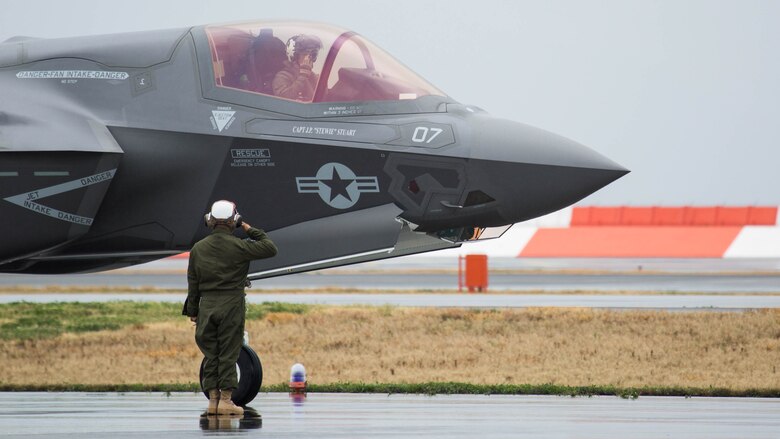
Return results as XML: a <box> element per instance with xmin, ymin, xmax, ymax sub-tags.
<box><xmin>200</xmin><ymin>344</ymin><xmax>263</xmax><ymax>406</ymax></box>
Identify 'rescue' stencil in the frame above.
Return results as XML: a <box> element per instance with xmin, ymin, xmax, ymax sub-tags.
<box><xmin>296</xmin><ymin>163</ymin><xmax>379</xmax><ymax>209</ymax></box>
<box><xmin>3</xmin><ymin>170</ymin><xmax>116</xmax><ymax>226</ymax></box>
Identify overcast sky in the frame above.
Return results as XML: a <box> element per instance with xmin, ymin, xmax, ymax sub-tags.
<box><xmin>2</xmin><ymin>1</ymin><xmax>778</xmax><ymax>205</ymax></box>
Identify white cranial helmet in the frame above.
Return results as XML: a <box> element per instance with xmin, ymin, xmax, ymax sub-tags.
<box><xmin>210</xmin><ymin>200</ymin><xmax>236</xmax><ymax>220</ymax></box>
<box><xmin>204</xmin><ymin>200</ymin><xmax>241</xmax><ymax>228</ymax></box>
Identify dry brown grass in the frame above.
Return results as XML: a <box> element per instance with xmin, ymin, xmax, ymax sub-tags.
<box><xmin>1</xmin><ymin>307</ymin><xmax>778</xmax><ymax>390</ymax></box>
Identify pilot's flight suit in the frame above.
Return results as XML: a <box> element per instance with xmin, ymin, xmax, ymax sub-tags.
<box><xmin>272</xmin><ymin>60</ymin><xmax>319</xmax><ymax>101</ymax></box>
<box><xmin>186</xmin><ymin>226</ymin><xmax>277</xmax><ymax>391</ymax></box>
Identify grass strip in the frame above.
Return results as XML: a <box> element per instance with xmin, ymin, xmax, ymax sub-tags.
<box><xmin>0</xmin><ymin>301</ymin><xmax>310</xmax><ymax>340</ymax></box>
<box><xmin>1</xmin><ymin>382</ymin><xmax>778</xmax><ymax>398</ymax></box>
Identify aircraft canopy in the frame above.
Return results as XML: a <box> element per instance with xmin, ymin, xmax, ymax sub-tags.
<box><xmin>206</xmin><ymin>22</ymin><xmax>446</xmax><ymax>104</ymax></box>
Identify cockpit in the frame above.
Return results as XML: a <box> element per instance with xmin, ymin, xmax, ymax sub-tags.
<box><xmin>206</xmin><ymin>22</ymin><xmax>446</xmax><ymax>104</ymax></box>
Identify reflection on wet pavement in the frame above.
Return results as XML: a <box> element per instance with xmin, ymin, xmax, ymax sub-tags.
<box><xmin>199</xmin><ymin>407</ymin><xmax>262</xmax><ymax>432</ymax></box>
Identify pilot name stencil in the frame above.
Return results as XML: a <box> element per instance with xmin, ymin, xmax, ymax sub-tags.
<box><xmin>296</xmin><ymin>163</ymin><xmax>379</xmax><ymax>209</ymax></box>
<box><xmin>292</xmin><ymin>125</ymin><xmax>357</xmax><ymax>137</ymax></box>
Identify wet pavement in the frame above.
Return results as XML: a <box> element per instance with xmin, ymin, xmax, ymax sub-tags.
<box><xmin>0</xmin><ymin>392</ymin><xmax>777</xmax><ymax>438</ymax></box>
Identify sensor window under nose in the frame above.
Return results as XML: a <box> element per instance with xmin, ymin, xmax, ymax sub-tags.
<box><xmin>463</xmin><ymin>190</ymin><xmax>495</xmax><ymax>207</ymax></box>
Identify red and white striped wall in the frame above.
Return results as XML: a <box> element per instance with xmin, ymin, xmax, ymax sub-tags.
<box><xmin>423</xmin><ymin>206</ymin><xmax>780</xmax><ymax>258</ymax></box>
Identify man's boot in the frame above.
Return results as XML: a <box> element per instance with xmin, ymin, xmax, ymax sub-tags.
<box><xmin>217</xmin><ymin>389</ymin><xmax>244</xmax><ymax>416</ymax></box>
<box><xmin>207</xmin><ymin>389</ymin><xmax>220</xmax><ymax>415</ymax></box>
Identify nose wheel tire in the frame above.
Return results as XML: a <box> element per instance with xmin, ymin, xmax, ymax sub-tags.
<box><xmin>200</xmin><ymin>345</ymin><xmax>263</xmax><ymax>406</ymax></box>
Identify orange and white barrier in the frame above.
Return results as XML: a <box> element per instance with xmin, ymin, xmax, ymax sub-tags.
<box><xmin>416</xmin><ymin>206</ymin><xmax>780</xmax><ymax>259</ymax></box>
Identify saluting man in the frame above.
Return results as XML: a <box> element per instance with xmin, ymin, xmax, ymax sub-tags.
<box><xmin>185</xmin><ymin>200</ymin><xmax>277</xmax><ymax>416</ymax></box>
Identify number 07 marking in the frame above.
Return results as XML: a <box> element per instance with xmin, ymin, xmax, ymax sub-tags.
<box><xmin>412</xmin><ymin>126</ymin><xmax>444</xmax><ymax>144</ymax></box>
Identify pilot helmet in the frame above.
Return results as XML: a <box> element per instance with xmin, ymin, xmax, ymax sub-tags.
<box><xmin>204</xmin><ymin>200</ymin><xmax>242</xmax><ymax>229</ymax></box>
<box><xmin>286</xmin><ymin>34</ymin><xmax>322</xmax><ymax>63</ymax></box>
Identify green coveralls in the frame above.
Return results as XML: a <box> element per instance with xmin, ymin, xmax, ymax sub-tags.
<box><xmin>186</xmin><ymin>226</ymin><xmax>277</xmax><ymax>391</ymax></box>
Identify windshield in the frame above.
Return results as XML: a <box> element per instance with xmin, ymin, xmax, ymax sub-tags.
<box><xmin>206</xmin><ymin>22</ymin><xmax>445</xmax><ymax>104</ymax></box>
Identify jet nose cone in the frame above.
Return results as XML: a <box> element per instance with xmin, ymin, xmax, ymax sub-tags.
<box><xmin>474</xmin><ymin>117</ymin><xmax>628</xmax><ymax>174</ymax></box>
<box><xmin>470</xmin><ymin>117</ymin><xmax>628</xmax><ymax>224</ymax></box>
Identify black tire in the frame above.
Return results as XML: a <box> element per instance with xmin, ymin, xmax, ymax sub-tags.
<box><xmin>200</xmin><ymin>344</ymin><xmax>263</xmax><ymax>406</ymax></box>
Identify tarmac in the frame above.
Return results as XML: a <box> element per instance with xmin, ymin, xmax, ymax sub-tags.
<box><xmin>2</xmin><ymin>257</ymin><xmax>779</xmax><ymax>309</ymax></box>
<box><xmin>2</xmin><ymin>257</ymin><xmax>779</xmax><ymax>293</ymax></box>
<box><xmin>3</xmin><ymin>272</ymin><xmax>780</xmax><ymax>293</ymax></box>
<box><xmin>1</xmin><ymin>392</ymin><xmax>778</xmax><ymax>439</ymax></box>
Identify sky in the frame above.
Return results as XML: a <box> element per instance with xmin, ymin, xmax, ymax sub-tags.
<box><xmin>2</xmin><ymin>0</ymin><xmax>779</xmax><ymax>206</ymax></box>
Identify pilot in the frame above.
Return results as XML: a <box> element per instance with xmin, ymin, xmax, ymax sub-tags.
<box><xmin>272</xmin><ymin>34</ymin><xmax>322</xmax><ymax>101</ymax></box>
<box><xmin>184</xmin><ymin>200</ymin><xmax>277</xmax><ymax>416</ymax></box>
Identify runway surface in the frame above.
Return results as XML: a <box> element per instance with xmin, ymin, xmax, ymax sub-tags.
<box><xmin>2</xmin><ymin>272</ymin><xmax>780</xmax><ymax>292</ymax></box>
<box><xmin>258</xmin><ymin>273</ymin><xmax>780</xmax><ymax>293</ymax></box>
<box><xmin>1</xmin><ymin>392</ymin><xmax>777</xmax><ymax>438</ymax></box>
<box><xmin>1</xmin><ymin>258</ymin><xmax>778</xmax><ymax>309</ymax></box>
<box><xmin>2</xmin><ymin>257</ymin><xmax>780</xmax><ymax>292</ymax></box>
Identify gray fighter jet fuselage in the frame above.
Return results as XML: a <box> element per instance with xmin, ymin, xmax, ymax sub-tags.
<box><xmin>0</xmin><ymin>21</ymin><xmax>627</xmax><ymax>277</ymax></box>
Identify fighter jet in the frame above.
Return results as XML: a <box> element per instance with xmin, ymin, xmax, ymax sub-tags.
<box><xmin>0</xmin><ymin>21</ymin><xmax>627</xmax><ymax>404</ymax></box>
<box><xmin>0</xmin><ymin>20</ymin><xmax>627</xmax><ymax>276</ymax></box>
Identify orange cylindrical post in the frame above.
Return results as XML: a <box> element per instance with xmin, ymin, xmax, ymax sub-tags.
<box><xmin>464</xmin><ymin>254</ymin><xmax>488</xmax><ymax>292</ymax></box>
